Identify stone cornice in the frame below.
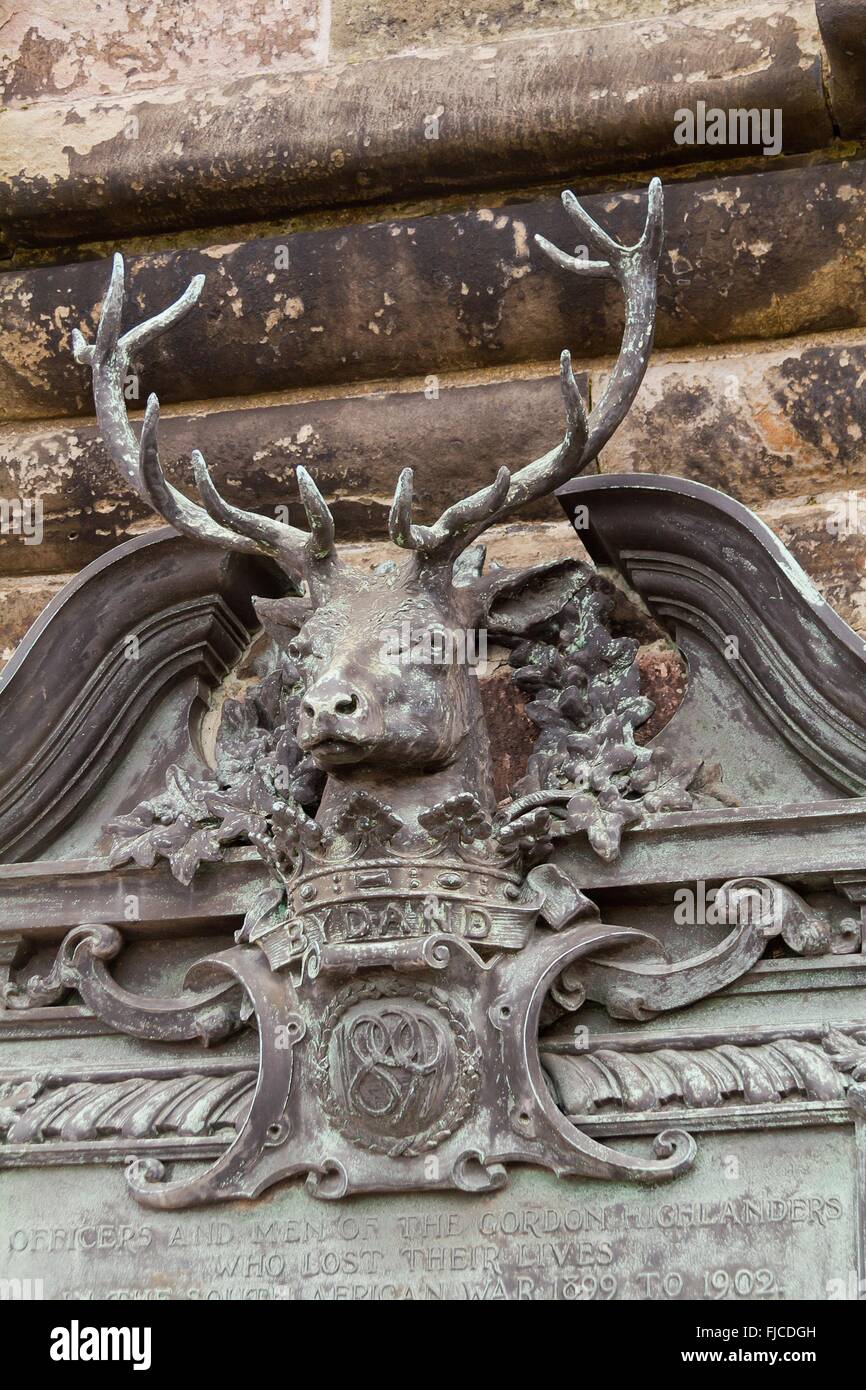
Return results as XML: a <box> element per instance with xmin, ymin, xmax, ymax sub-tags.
<box><xmin>0</xmin><ymin>4</ymin><xmax>836</xmax><ymax>251</ymax></box>
<box><xmin>3</xmin><ymin>159</ymin><xmax>865</xmax><ymax>423</ymax></box>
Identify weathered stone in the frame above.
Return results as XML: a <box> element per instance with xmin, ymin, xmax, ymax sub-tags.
<box><xmin>481</xmin><ymin>663</ymin><xmax>537</xmax><ymax>803</ymax></box>
<box><xmin>598</xmin><ymin>336</ymin><xmax>866</xmax><ymax>504</ymax></box>
<box><xmin>761</xmin><ymin>490</ymin><xmax>866</xmax><ymax>637</ymax></box>
<box><xmin>635</xmin><ymin>646</ymin><xmax>688</xmax><ymax>743</ymax></box>
<box><xmin>0</xmin><ymin>5</ymin><xmax>832</xmax><ymax>250</ymax></box>
<box><xmin>0</xmin><ymin>374</ymin><xmax>587</xmax><ymax>572</ymax></box>
<box><xmin>0</xmin><ymin>1</ymin><xmax>323</xmax><ymax>107</ymax></box>
<box><xmin>330</xmin><ymin>0</ymin><xmax>705</xmax><ymax>60</ymax></box>
<box><xmin>3</xmin><ymin>160</ymin><xmax>866</xmax><ymax>422</ymax></box>
<box><xmin>816</xmin><ymin>0</ymin><xmax>866</xmax><ymax>137</ymax></box>
<box><xmin>5</xmin><ymin>331</ymin><xmax>866</xmax><ymax>581</ymax></box>
<box><xmin>0</xmin><ymin>574</ymin><xmax>70</xmax><ymax>666</ymax></box>
<box><xmin>6</xmin><ymin>331</ymin><xmax>866</xmax><ymax>572</ymax></box>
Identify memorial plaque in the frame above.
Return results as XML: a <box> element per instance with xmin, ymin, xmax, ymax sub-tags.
<box><xmin>2</xmin><ymin>1128</ymin><xmax>860</xmax><ymax>1300</ymax></box>
<box><xmin>3</xmin><ymin>177</ymin><xmax>866</xmax><ymax>1302</ymax></box>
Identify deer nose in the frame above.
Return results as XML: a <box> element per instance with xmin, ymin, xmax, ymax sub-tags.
<box><xmin>301</xmin><ymin>679</ymin><xmax>364</xmax><ymax>724</ymax></box>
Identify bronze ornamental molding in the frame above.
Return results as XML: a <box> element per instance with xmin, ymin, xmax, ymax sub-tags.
<box><xmin>2</xmin><ymin>177</ymin><xmax>866</xmax><ymax>1275</ymax></box>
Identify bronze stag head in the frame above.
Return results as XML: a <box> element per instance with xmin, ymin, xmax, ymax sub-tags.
<box><xmin>72</xmin><ymin>181</ymin><xmax>663</xmax><ymax>840</ymax></box>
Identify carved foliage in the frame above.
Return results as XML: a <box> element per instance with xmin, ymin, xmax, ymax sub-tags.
<box><xmin>501</xmin><ymin>579</ymin><xmax>730</xmax><ymax>862</ymax></box>
<box><xmin>109</xmin><ymin>666</ymin><xmax>324</xmax><ymax>886</ymax></box>
<box><xmin>545</xmin><ymin>1029</ymin><xmax>866</xmax><ymax>1115</ymax></box>
<box><xmin>0</xmin><ymin>1071</ymin><xmax>255</xmax><ymax>1145</ymax></box>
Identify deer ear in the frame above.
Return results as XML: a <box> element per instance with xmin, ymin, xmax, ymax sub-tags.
<box><xmin>253</xmin><ymin>594</ymin><xmax>313</xmax><ymax>645</ymax></box>
<box><xmin>467</xmin><ymin>557</ymin><xmax>586</xmax><ymax>636</ymax></box>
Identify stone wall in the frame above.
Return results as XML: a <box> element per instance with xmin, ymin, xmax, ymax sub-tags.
<box><xmin>1</xmin><ymin>0</ymin><xmax>865</xmax><ymax>716</ymax></box>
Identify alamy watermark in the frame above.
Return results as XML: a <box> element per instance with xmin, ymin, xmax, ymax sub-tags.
<box><xmin>825</xmin><ymin>491</ymin><xmax>866</xmax><ymax>538</ymax></box>
<box><xmin>380</xmin><ymin>622</ymin><xmax>488</xmax><ymax>672</ymax></box>
<box><xmin>50</xmin><ymin>1320</ymin><xmax>152</xmax><ymax>1371</ymax></box>
<box><xmin>0</xmin><ymin>497</ymin><xmax>43</xmax><ymax>545</ymax></box>
<box><xmin>0</xmin><ymin>1276</ymin><xmax>44</xmax><ymax>1299</ymax></box>
<box><xmin>674</xmin><ymin>879</ymin><xmax>781</xmax><ymax>926</ymax></box>
<box><xmin>674</xmin><ymin>102</ymin><xmax>782</xmax><ymax>158</ymax></box>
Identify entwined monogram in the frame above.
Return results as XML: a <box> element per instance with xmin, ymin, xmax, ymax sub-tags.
<box><xmin>340</xmin><ymin>1005</ymin><xmax>447</xmax><ymax>1126</ymax></box>
<box><xmin>317</xmin><ymin>979</ymin><xmax>480</xmax><ymax>1156</ymax></box>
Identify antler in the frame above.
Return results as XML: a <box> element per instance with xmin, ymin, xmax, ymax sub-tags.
<box><xmin>389</xmin><ymin>178</ymin><xmax>664</xmax><ymax>566</ymax></box>
<box><xmin>71</xmin><ymin>254</ymin><xmax>337</xmax><ymax>585</ymax></box>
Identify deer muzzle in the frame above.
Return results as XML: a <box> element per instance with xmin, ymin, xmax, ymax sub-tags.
<box><xmin>297</xmin><ymin>675</ymin><xmax>374</xmax><ymax>766</ymax></box>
